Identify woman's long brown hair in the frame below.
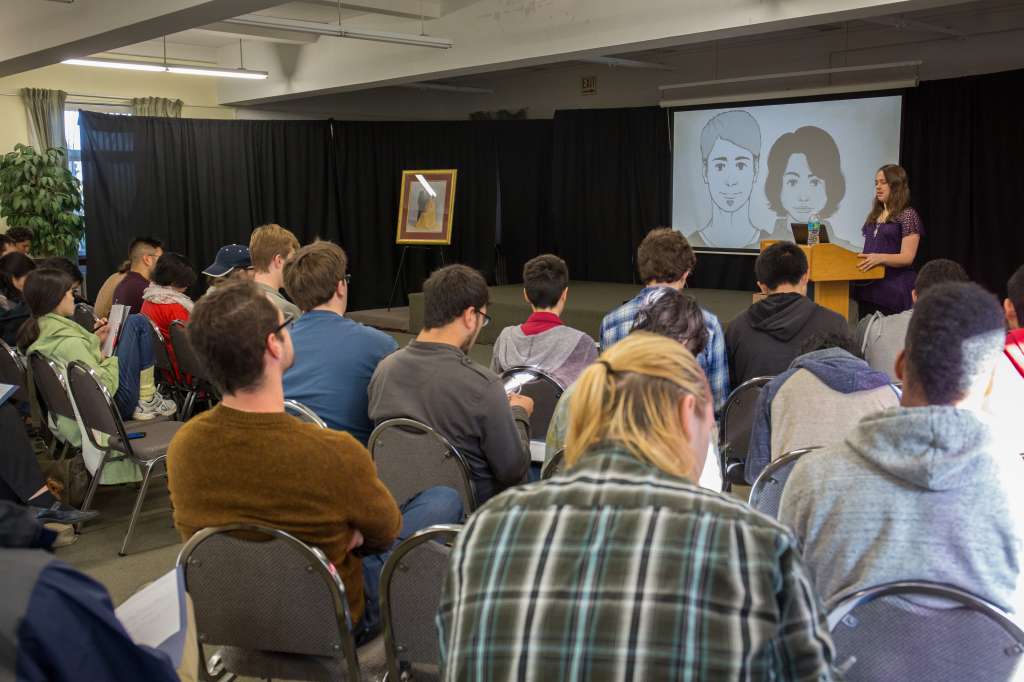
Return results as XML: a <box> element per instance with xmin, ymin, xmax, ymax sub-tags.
<box><xmin>866</xmin><ymin>164</ymin><xmax>911</xmax><ymax>225</ymax></box>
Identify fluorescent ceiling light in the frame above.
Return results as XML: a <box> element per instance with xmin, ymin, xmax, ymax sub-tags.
<box><xmin>659</xmin><ymin>78</ymin><xmax>918</xmax><ymax>108</ymax></box>
<box><xmin>62</xmin><ymin>57</ymin><xmax>267</xmax><ymax>79</ymax></box>
<box><xmin>579</xmin><ymin>57</ymin><xmax>675</xmax><ymax>71</ymax></box>
<box><xmin>415</xmin><ymin>175</ymin><xmax>437</xmax><ymax>196</ymax></box>
<box><xmin>223</xmin><ymin>14</ymin><xmax>452</xmax><ymax>49</ymax></box>
<box><xmin>659</xmin><ymin>60</ymin><xmax>922</xmax><ymax>91</ymax></box>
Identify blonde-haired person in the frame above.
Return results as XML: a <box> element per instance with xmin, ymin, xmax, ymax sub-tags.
<box><xmin>249</xmin><ymin>223</ymin><xmax>301</xmax><ymax>318</ymax></box>
<box><xmin>437</xmin><ymin>332</ymin><xmax>841</xmax><ymax>681</ymax></box>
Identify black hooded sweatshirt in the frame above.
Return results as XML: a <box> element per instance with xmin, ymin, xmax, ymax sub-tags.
<box><xmin>725</xmin><ymin>292</ymin><xmax>849</xmax><ymax>387</ymax></box>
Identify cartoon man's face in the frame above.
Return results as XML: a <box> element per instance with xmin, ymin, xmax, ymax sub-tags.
<box><xmin>702</xmin><ymin>137</ymin><xmax>758</xmax><ymax>213</ymax></box>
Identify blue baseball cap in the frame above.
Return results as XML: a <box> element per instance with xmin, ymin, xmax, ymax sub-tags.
<box><xmin>203</xmin><ymin>245</ymin><xmax>252</xmax><ymax>277</ymax></box>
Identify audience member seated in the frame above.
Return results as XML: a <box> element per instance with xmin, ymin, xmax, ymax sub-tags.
<box><xmin>744</xmin><ymin>332</ymin><xmax>899</xmax><ymax>485</ymax></box>
<box><xmin>369</xmin><ymin>265</ymin><xmax>533</xmax><ymax>504</ymax></box>
<box><xmin>249</xmin><ymin>223</ymin><xmax>300</xmax><ymax>318</ymax></box>
<box><xmin>111</xmin><ymin>236</ymin><xmax>164</xmax><ymax>315</ymax></box>
<box><xmin>490</xmin><ymin>254</ymin><xmax>598</xmax><ymax>387</ymax></box>
<box><xmin>546</xmin><ymin>288</ymin><xmax>723</xmax><ymax>490</ymax></box>
<box><xmin>19</xmin><ymin>269</ymin><xmax>175</xmax><ymax>484</ymax></box>
<box><xmin>40</xmin><ymin>256</ymin><xmax>89</xmax><ymax>306</ymax></box>
<box><xmin>167</xmin><ymin>280</ymin><xmax>462</xmax><ymax>645</ymax></box>
<box><xmin>281</xmin><ymin>240</ymin><xmax>397</xmax><ymax>444</ymax></box>
<box><xmin>0</xmin><ymin>403</ymin><xmax>98</xmax><ymax>524</ymax></box>
<box><xmin>0</xmin><ymin>501</ymin><xmax>180</xmax><ymax>682</ymax></box>
<box><xmin>726</xmin><ymin>241</ymin><xmax>848</xmax><ymax>386</ymax></box>
<box><xmin>984</xmin><ymin>263</ymin><xmax>1024</xmax><ymax>454</ymax></box>
<box><xmin>202</xmin><ymin>244</ymin><xmax>252</xmax><ymax>293</ymax></box>
<box><xmin>779</xmin><ymin>282</ymin><xmax>1024</xmax><ymax>614</ymax></box>
<box><xmin>0</xmin><ymin>253</ymin><xmax>36</xmax><ymax>344</ymax></box>
<box><xmin>94</xmin><ymin>259</ymin><xmax>131</xmax><ymax>320</ymax></box>
<box><xmin>1004</xmin><ymin>263</ymin><xmax>1024</xmax><ymax>376</ymax></box>
<box><xmin>856</xmin><ymin>258</ymin><xmax>968</xmax><ymax>381</ymax></box>
<box><xmin>5</xmin><ymin>226</ymin><xmax>33</xmax><ymax>255</ymax></box>
<box><xmin>601</xmin><ymin>228</ymin><xmax>730</xmax><ymax>409</ymax></box>
<box><xmin>438</xmin><ymin>333</ymin><xmax>840</xmax><ymax>680</ymax></box>
<box><xmin>0</xmin><ymin>233</ymin><xmax>16</xmax><ymax>257</ymax></box>
<box><xmin>141</xmin><ymin>252</ymin><xmax>198</xmax><ymax>383</ymax></box>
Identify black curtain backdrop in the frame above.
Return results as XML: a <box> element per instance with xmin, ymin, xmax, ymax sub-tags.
<box><xmin>550</xmin><ymin>107</ymin><xmax>671</xmax><ymax>284</ymax></box>
<box><xmin>80</xmin><ymin>112</ymin><xmax>338</xmax><ymax>301</ymax></box>
<box><xmin>901</xmin><ymin>68</ymin><xmax>1024</xmax><ymax>299</ymax></box>
<box><xmin>80</xmin><ymin>67</ymin><xmax>1024</xmax><ymax>309</ymax></box>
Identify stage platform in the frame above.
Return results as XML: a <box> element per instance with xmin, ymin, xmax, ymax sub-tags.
<box><xmin>403</xmin><ymin>281</ymin><xmax>759</xmax><ymax>345</ymax></box>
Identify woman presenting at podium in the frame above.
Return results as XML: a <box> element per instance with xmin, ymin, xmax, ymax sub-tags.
<box><xmin>853</xmin><ymin>164</ymin><xmax>923</xmax><ymax>318</ymax></box>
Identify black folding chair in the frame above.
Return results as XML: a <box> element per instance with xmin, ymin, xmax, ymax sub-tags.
<box><xmin>28</xmin><ymin>353</ymin><xmax>79</xmax><ymax>461</ymax></box>
<box><xmin>828</xmin><ymin>581</ymin><xmax>1024</xmax><ymax>681</ymax></box>
<box><xmin>747</xmin><ymin>447</ymin><xmax>818</xmax><ymax>519</ymax></box>
<box><xmin>284</xmin><ymin>398</ymin><xmax>328</xmax><ymax>428</ymax></box>
<box><xmin>0</xmin><ymin>338</ymin><xmax>29</xmax><ymax>402</ymax></box>
<box><xmin>169</xmin><ymin>320</ymin><xmax>218</xmax><ymax>420</ymax></box>
<box><xmin>718</xmin><ymin>376</ymin><xmax>773</xmax><ymax>490</ymax></box>
<box><xmin>369</xmin><ymin>418</ymin><xmax>477</xmax><ymax>518</ymax></box>
<box><xmin>178</xmin><ymin>524</ymin><xmax>384</xmax><ymax>682</ymax></box>
<box><xmin>141</xmin><ymin>314</ymin><xmax>186</xmax><ymax>407</ymax></box>
<box><xmin>380</xmin><ymin>524</ymin><xmax>462</xmax><ymax>682</ymax></box>
<box><xmin>74</xmin><ymin>303</ymin><xmax>99</xmax><ymax>332</ymax></box>
<box><xmin>500</xmin><ymin>366</ymin><xmax>564</xmax><ymax>440</ymax></box>
<box><xmin>65</xmin><ymin>360</ymin><xmax>184</xmax><ymax>554</ymax></box>
<box><xmin>541</xmin><ymin>448</ymin><xmax>566</xmax><ymax>480</ymax></box>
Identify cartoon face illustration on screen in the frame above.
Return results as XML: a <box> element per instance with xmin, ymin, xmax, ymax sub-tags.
<box><xmin>696</xmin><ymin>110</ymin><xmax>762</xmax><ymax>248</ymax></box>
<box><xmin>765</xmin><ymin>126</ymin><xmax>846</xmax><ymax>225</ymax></box>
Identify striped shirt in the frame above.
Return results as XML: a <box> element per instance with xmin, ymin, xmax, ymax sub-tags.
<box><xmin>437</xmin><ymin>442</ymin><xmax>839</xmax><ymax>681</ymax></box>
<box><xmin>599</xmin><ymin>286</ymin><xmax>731</xmax><ymax>411</ymax></box>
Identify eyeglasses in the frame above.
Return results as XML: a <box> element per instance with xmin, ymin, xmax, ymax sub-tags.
<box><xmin>475</xmin><ymin>310</ymin><xmax>490</xmax><ymax>327</ymax></box>
<box><xmin>344</xmin><ymin>274</ymin><xmax>352</xmax><ymax>285</ymax></box>
<box><xmin>273</xmin><ymin>312</ymin><xmax>295</xmax><ymax>334</ymax></box>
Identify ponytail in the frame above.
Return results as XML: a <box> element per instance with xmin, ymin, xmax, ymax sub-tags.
<box><xmin>117</xmin><ymin>259</ymin><xmax>132</xmax><ymax>275</ymax></box>
<box><xmin>16</xmin><ymin>268</ymin><xmax>75</xmax><ymax>353</ymax></box>
<box><xmin>565</xmin><ymin>332</ymin><xmax>711</xmax><ymax>482</ymax></box>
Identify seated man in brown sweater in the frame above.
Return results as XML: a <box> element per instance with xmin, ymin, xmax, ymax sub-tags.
<box><xmin>167</xmin><ymin>280</ymin><xmax>462</xmax><ymax>645</ymax></box>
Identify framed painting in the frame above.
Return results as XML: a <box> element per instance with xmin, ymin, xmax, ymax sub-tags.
<box><xmin>396</xmin><ymin>169</ymin><xmax>457</xmax><ymax>245</ymax></box>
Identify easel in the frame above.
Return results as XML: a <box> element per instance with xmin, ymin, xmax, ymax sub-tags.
<box><xmin>387</xmin><ymin>244</ymin><xmax>447</xmax><ymax>311</ymax></box>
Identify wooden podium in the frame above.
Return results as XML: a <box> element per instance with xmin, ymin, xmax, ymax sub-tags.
<box><xmin>760</xmin><ymin>242</ymin><xmax>884</xmax><ymax>321</ymax></box>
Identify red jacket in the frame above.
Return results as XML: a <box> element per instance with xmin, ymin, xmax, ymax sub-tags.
<box><xmin>1007</xmin><ymin>329</ymin><xmax>1024</xmax><ymax>379</ymax></box>
<box><xmin>140</xmin><ymin>300</ymin><xmax>190</xmax><ymax>383</ymax></box>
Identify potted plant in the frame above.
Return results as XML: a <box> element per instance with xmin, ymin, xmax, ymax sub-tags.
<box><xmin>0</xmin><ymin>144</ymin><xmax>84</xmax><ymax>258</ymax></box>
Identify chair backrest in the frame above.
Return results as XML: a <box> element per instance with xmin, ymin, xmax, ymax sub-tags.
<box><xmin>500</xmin><ymin>367</ymin><xmax>564</xmax><ymax>439</ymax></box>
<box><xmin>168</xmin><ymin>320</ymin><xmax>208</xmax><ymax>386</ymax></box>
<box><xmin>177</xmin><ymin>524</ymin><xmax>361</xmax><ymax>681</ymax></box>
<box><xmin>29</xmin><ymin>352</ymin><xmax>77</xmax><ymax>421</ymax></box>
<box><xmin>747</xmin><ymin>447</ymin><xmax>818</xmax><ymax>519</ymax></box>
<box><xmin>380</xmin><ymin>525</ymin><xmax>461</xmax><ymax>681</ymax></box>
<box><xmin>142</xmin><ymin>314</ymin><xmax>179</xmax><ymax>383</ymax></box>
<box><xmin>0</xmin><ymin>339</ymin><xmax>29</xmax><ymax>402</ymax></box>
<box><xmin>284</xmin><ymin>398</ymin><xmax>327</xmax><ymax>428</ymax></box>
<box><xmin>73</xmin><ymin>303</ymin><xmax>98</xmax><ymax>332</ymax></box>
<box><xmin>827</xmin><ymin>581</ymin><xmax>1024</xmax><ymax>682</ymax></box>
<box><xmin>369</xmin><ymin>418</ymin><xmax>477</xmax><ymax>515</ymax></box>
<box><xmin>718</xmin><ymin>376</ymin><xmax>773</xmax><ymax>477</ymax></box>
<box><xmin>65</xmin><ymin>359</ymin><xmax>130</xmax><ymax>454</ymax></box>
<box><xmin>541</xmin><ymin>448</ymin><xmax>566</xmax><ymax>480</ymax></box>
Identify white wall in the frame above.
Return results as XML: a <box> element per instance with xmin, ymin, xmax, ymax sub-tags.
<box><xmin>236</xmin><ymin>1</ymin><xmax>1024</xmax><ymax>121</ymax></box>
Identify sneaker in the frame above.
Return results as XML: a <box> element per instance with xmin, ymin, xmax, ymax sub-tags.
<box><xmin>152</xmin><ymin>393</ymin><xmax>178</xmax><ymax>415</ymax></box>
<box><xmin>132</xmin><ymin>396</ymin><xmax>160</xmax><ymax>420</ymax></box>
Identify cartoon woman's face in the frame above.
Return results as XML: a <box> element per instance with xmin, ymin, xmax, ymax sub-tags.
<box><xmin>780</xmin><ymin>153</ymin><xmax>827</xmax><ymax>222</ymax></box>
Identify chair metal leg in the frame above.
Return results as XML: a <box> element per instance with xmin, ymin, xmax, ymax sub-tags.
<box><xmin>46</xmin><ymin>437</ymin><xmax>57</xmax><ymax>459</ymax></box>
<box><xmin>55</xmin><ymin>441</ymin><xmax>71</xmax><ymax>464</ymax></box>
<box><xmin>182</xmin><ymin>389</ymin><xmax>197</xmax><ymax>421</ymax></box>
<box><xmin>76</xmin><ymin>449</ymin><xmax>111</xmax><ymax>533</ymax></box>
<box><xmin>119</xmin><ymin>460</ymin><xmax>158</xmax><ymax>556</ymax></box>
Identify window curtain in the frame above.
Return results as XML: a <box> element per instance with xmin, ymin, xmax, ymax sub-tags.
<box><xmin>21</xmin><ymin>88</ymin><xmax>68</xmax><ymax>166</ymax></box>
<box><xmin>131</xmin><ymin>97</ymin><xmax>184</xmax><ymax>117</ymax></box>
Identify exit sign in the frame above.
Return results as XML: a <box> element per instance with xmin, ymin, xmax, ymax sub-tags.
<box><xmin>581</xmin><ymin>75</ymin><xmax>597</xmax><ymax>96</ymax></box>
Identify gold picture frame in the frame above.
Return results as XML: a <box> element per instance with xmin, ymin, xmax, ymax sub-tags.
<box><xmin>396</xmin><ymin>169</ymin><xmax>457</xmax><ymax>245</ymax></box>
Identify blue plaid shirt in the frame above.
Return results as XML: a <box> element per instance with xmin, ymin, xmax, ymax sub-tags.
<box><xmin>600</xmin><ymin>286</ymin><xmax>730</xmax><ymax>410</ymax></box>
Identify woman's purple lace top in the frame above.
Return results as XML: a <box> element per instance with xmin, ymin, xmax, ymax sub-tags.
<box><xmin>853</xmin><ymin>207</ymin><xmax>924</xmax><ymax>313</ymax></box>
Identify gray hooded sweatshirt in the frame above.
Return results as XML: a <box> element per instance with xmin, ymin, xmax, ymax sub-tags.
<box><xmin>779</xmin><ymin>406</ymin><xmax>1024</xmax><ymax>614</ymax></box>
<box><xmin>855</xmin><ymin>309</ymin><xmax>913</xmax><ymax>382</ymax></box>
<box><xmin>490</xmin><ymin>323</ymin><xmax>598</xmax><ymax>388</ymax></box>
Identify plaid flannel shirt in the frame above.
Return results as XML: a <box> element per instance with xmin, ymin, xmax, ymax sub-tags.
<box><xmin>437</xmin><ymin>442</ymin><xmax>840</xmax><ymax>682</ymax></box>
<box><xmin>600</xmin><ymin>287</ymin><xmax>730</xmax><ymax>410</ymax></box>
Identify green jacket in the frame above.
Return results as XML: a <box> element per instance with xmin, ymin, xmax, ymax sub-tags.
<box><xmin>27</xmin><ymin>314</ymin><xmax>140</xmax><ymax>484</ymax></box>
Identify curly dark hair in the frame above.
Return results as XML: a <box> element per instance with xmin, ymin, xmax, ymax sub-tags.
<box><xmin>629</xmin><ymin>288</ymin><xmax>708</xmax><ymax>357</ymax></box>
<box><xmin>906</xmin><ymin>282</ymin><xmax>1004</xmax><ymax>405</ymax></box>
<box><xmin>796</xmin><ymin>331</ymin><xmax>862</xmax><ymax>359</ymax></box>
<box><xmin>637</xmin><ymin>228</ymin><xmax>696</xmax><ymax>285</ymax></box>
